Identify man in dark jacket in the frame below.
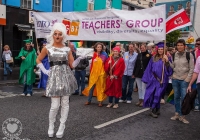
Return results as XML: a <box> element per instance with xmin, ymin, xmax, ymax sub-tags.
<box><xmin>73</xmin><ymin>55</ymin><xmax>89</xmax><ymax>96</ymax></box>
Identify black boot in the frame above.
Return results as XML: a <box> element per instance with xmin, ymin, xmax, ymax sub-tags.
<box><xmin>150</xmin><ymin>108</ymin><xmax>158</xmax><ymax>118</ymax></box>
<box><xmin>156</xmin><ymin>108</ymin><xmax>160</xmax><ymax>115</ymax></box>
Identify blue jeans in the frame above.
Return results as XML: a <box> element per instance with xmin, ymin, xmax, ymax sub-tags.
<box><xmin>109</xmin><ymin>96</ymin><xmax>119</xmax><ymax>104</ymax></box>
<box><xmin>121</xmin><ymin>75</ymin><xmax>135</xmax><ymax>101</ymax></box>
<box><xmin>172</xmin><ymin>79</ymin><xmax>189</xmax><ymax>115</ymax></box>
<box><xmin>23</xmin><ymin>72</ymin><xmax>33</xmax><ymax>95</ymax></box>
<box><xmin>88</xmin><ymin>85</ymin><xmax>95</xmax><ymax>102</ymax></box>
<box><xmin>75</xmin><ymin>70</ymin><xmax>86</xmax><ymax>93</ymax></box>
<box><xmin>4</xmin><ymin>61</ymin><xmax>12</xmax><ymax>75</ymax></box>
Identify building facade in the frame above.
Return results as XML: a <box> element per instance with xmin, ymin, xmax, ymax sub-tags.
<box><xmin>0</xmin><ymin>0</ymin><xmax>73</xmax><ymax>63</ymax></box>
<box><xmin>0</xmin><ymin>0</ymin><xmax>122</xmax><ymax>65</ymax></box>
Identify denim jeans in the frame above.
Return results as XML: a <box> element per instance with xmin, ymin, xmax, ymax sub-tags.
<box><xmin>135</xmin><ymin>78</ymin><xmax>146</xmax><ymax>100</ymax></box>
<box><xmin>88</xmin><ymin>85</ymin><xmax>95</xmax><ymax>102</ymax></box>
<box><xmin>109</xmin><ymin>96</ymin><xmax>119</xmax><ymax>104</ymax></box>
<box><xmin>4</xmin><ymin>61</ymin><xmax>12</xmax><ymax>75</ymax></box>
<box><xmin>23</xmin><ymin>72</ymin><xmax>33</xmax><ymax>95</ymax></box>
<box><xmin>121</xmin><ymin>75</ymin><xmax>135</xmax><ymax>101</ymax></box>
<box><xmin>172</xmin><ymin>79</ymin><xmax>189</xmax><ymax>115</ymax></box>
<box><xmin>75</xmin><ymin>70</ymin><xmax>86</xmax><ymax>93</ymax></box>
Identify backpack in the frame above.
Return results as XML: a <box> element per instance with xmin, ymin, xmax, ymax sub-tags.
<box><xmin>75</xmin><ymin>58</ymin><xmax>89</xmax><ymax>70</ymax></box>
<box><xmin>172</xmin><ymin>52</ymin><xmax>194</xmax><ymax>63</ymax></box>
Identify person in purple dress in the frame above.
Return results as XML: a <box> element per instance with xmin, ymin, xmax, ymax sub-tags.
<box><xmin>142</xmin><ymin>42</ymin><xmax>173</xmax><ymax>118</ymax></box>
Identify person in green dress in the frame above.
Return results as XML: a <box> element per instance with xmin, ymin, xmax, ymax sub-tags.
<box><xmin>15</xmin><ymin>39</ymin><xmax>37</xmax><ymax>96</ymax></box>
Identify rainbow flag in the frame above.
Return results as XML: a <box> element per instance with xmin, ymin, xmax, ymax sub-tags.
<box><xmin>71</xmin><ymin>41</ymin><xmax>83</xmax><ymax>49</ymax></box>
<box><xmin>167</xmin><ymin>90</ymin><xmax>174</xmax><ymax>105</ymax></box>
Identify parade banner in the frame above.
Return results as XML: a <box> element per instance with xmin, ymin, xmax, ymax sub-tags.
<box><xmin>34</xmin><ymin>5</ymin><xmax>166</xmax><ymax>41</ymax></box>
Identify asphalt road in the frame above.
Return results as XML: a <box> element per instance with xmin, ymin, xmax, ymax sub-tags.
<box><xmin>0</xmin><ymin>85</ymin><xmax>200</xmax><ymax>140</ymax></box>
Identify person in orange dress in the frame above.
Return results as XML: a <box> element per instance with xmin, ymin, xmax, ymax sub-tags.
<box><xmin>83</xmin><ymin>42</ymin><xmax>108</xmax><ymax>107</ymax></box>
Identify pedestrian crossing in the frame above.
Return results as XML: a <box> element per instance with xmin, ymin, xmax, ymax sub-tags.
<box><xmin>0</xmin><ymin>90</ymin><xmax>44</xmax><ymax>99</ymax></box>
<box><xmin>0</xmin><ymin>90</ymin><xmax>17</xmax><ymax>99</ymax></box>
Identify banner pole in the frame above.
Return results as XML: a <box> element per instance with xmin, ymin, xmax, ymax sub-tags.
<box><xmin>110</xmin><ymin>41</ymin><xmax>112</xmax><ymax>76</ymax></box>
<box><xmin>161</xmin><ymin>40</ymin><xmax>166</xmax><ymax>85</ymax></box>
<box><xmin>36</xmin><ymin>38</ymin><xmax>39</xmax><ymax>54</ymax></box>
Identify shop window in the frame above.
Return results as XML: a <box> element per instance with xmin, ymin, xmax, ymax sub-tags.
<box><xmin>52</xmin><ymin>0</ymin><xmax>62</xmax><ymax>12</ymax></box>
<box><xmin>21</xmin><ymin>0</ymin><xmax>32</xmax><ymax>9</ymax></box>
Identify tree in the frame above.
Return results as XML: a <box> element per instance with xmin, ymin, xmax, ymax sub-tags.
<box><xmin>166</xmin><ymin>30</ymin><xmax>181</xmax><ymax>44</ymax></box>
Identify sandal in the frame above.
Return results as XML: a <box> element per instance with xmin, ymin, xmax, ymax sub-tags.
<box><xmin>85</xmin><ymin>102</ymin><xmax>91</xmax><ymax>105</ymax></box>
<box><xmin>106</xmin><ymin>103</ymin><xmax>113</xmax><ymax>108</ymax></box>
<box><xmin>113</xmin><ymin>104</ymin><xmax>119</xmax><ymax>109</ymax></box>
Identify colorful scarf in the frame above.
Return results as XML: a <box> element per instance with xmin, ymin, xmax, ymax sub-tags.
<box><xmin>90</xmin><ymin>51</ymin><xmax>108</xmax><ymax>72</ymax></box>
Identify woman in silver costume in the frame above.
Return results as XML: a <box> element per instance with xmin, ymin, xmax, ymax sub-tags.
<box><xmin>36</xmin><ymin>23</ymin><xmax>84</xmax><ymax>138</ymax></box>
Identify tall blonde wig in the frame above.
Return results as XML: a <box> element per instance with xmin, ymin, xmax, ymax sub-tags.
<box><xmin>46</xmin><ymin>23</ymin><xmax>67</xmax><ymax>46</ymax></box>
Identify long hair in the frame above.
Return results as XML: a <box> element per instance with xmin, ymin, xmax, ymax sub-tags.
<box><xmin>4</xmin><ymin>45</ymin><xmax>10</xmax><ymax>50</ymax></box>
<box><xmin>46</xmin><ymin>23</ymin><xmax>67</xmax><ymax>46</ymax></box>
<box><xmin>93</xmin><ymin>42</ymin><xmax>104</xmax><ymax>53</ymax></box>
<box><xmin>154</xmin><ymin>48</ymin><xmax>167</xmax><ymax>58</ymax></box>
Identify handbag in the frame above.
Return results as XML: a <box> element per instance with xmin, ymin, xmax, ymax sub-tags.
<box><xmin>181</xmin><ymin>89</ymin><xmax>197</xmax><ymax>115</ymax></box>
<box><xmin>6</xmin><ymin>57</ymin><xmax>14</xmax><ymax>63</ymax></box>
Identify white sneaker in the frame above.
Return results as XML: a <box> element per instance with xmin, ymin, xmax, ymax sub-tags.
<box><xmin>119</xmin><ymin>99</ymin><xmax>126</xmax><ymax>103</ymax></box>
<box><xmin>126</xmin><ymin>100</ymin><xmax>132</xmax><ymax>104</ymax></box>
<box><xmin>20</xmin><ymin>93</ymin><xmax>25</xmax><ymax>96</ymax></box>
<box><xmin>26</xmin><ymin>94</ymin><xmax>31</xmax><ymax>97</ymax></box>
<box><xmin>194</xmin><ymin>106</ymin><xmax>199</xmax><ymax>112</ymax></box>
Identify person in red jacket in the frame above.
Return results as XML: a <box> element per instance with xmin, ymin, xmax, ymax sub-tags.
<box><xmin>104</xmin><ymin>46</ymin><xmax>125</xmax><ymax>109</ymax></box>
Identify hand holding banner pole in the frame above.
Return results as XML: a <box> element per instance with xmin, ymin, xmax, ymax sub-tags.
<box><xmin>109</xmin><ymin>41</ymin><xmax>112</xmax><ymax>76</ymax></box>
<box><xmin>160</xmin><ymin>40</ymin><xmax>166</xmax><ymax>87</ymax></box>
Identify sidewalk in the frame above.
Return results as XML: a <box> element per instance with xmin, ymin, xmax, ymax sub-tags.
<box><xmin>0</xmin><ymin>67</ymin><xmax>19</xmax><ymax>85</ymax></box>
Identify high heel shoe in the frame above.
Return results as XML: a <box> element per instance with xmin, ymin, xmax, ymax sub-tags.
<box><xmin>56</xmin><ymin>124</ymin><xmax>65</xmax><ymax>138</ymax></box>
<box><xmin>48</xmin><ymin>124</ymin><xmax>54</xmax><ymax>138</ymax></box>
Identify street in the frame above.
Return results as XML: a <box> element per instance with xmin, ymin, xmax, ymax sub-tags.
<box><xmin>0</xmin><ymin>85</ymin><xmax>200</xmax><ymax>140</ymax></box>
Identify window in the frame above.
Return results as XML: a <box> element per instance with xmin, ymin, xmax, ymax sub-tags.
<box><xmin>52</xmin><ymin>0</ymin><xmax>62</xmax><ymax>12</ymax></box>
<box><xmin>21</xmin><ymin>0</ymin><xmax>32</xmax><ymax>9</ymax></box>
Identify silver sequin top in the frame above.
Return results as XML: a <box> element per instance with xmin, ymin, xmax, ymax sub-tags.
<box><xmin>45</xmin><ymin>46</ymin><xmax>78</xmax><ymax>97</ymax></box>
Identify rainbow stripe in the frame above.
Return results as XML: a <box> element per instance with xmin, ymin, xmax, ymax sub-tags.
<box><xmin>167</xmin><ymin>90</ymin><xmax>174</xmax><ymax>105</ymax></box>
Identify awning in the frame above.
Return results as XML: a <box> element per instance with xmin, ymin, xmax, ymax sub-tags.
<box><xmin>15</xmin><ymin>24</ymin><xmax>35</xmax><ymax>32</ymax></box>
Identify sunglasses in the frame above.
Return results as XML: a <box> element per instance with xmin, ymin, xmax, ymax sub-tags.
<box><xmin>196</xmin><ymin>43</ymin><xmax>200</xmax><ymax>46</ymax></box>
